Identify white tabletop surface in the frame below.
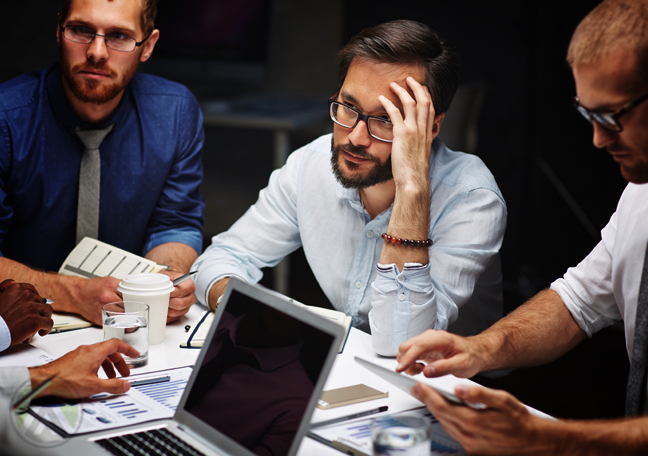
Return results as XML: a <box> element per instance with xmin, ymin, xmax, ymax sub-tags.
<box><xmin>30</xmin><ymin>304</ymin><xmax>472</xmax><ymax>455</ymax></box>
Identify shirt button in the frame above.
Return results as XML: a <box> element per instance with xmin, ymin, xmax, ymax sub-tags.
<box><xmin>397</xmin><ymin>275</ymin><xmax>405</xmax><ymax>282</ymax></box>
<box><xmin>399</xmin><ymin>294</ymin><xmax>405</xmax><ymax>301</ymax></box>
<box><xmin>355</xmin><ymin>281</ymin><xmax>362</xmax><ymax>288</ymax></box>
<box><xmin>367</xmin><ymin>231</ymin><xmax>374</xmax><ymax>238</ymax></box>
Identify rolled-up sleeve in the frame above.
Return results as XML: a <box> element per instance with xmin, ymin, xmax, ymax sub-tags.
<box><xmin>193</xmin><ymin>152</ymin><xmax>303</xmax><ymax>306</ymax></box>
<box><xmin>369</xmin><ymin>187</ymin><xmax>506</xmax><ymax>356</ymax></box>
<box><xmin>551</xmin><ymin>235</ymin><xmax>621</xmax><ymax>337</ymax></box>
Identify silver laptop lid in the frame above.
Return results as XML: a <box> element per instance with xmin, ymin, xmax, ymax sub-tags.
<box><xmin>175</xmin><ymin>278</ymin><xmax>344</xmax><ymax>456</ymax></box>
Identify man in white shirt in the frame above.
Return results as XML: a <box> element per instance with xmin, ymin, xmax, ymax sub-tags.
<box><xmin>396</xmin><ymin>1</ymin><xmax>648</xmax><ymax>453</ymax></box>
<box><xmin>193</xmin><ymin>20</ymin><xmax>507</xmax><ymax>356</ymax></box>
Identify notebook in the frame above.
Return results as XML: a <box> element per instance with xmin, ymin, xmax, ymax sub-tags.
<box><xmin>46</xmin><ymin>278</ymin><xmax>344</xmax><ymax>456</ymax></box>
<box><xmin>182</xmin><ymin>305</ymin><xmax>352</xmax><ymax>353</ymax></box>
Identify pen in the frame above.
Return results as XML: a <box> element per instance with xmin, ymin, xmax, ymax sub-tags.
<box><xmin>129</xmin><ymin>375</ymin><xmax>171</xmax><ymax>387</ymax></box>
<box><xmin>13</xmin><ymin>375</ymin><xmax>56</xmax><ymax>411</ymax></box>
<box><xmin>310</xmin><ymin>405</ymin><xmax>388</xmax><ymax>428</ymax></box>
<box><xmin>172</xmin><ymin>271</ymin><xmax>198</xmax><ymax>287</ymax></box>
<box><xmin>43</xmin><ymin>298</ymin><xmax>55</xmax><ymax>305</ymax></box>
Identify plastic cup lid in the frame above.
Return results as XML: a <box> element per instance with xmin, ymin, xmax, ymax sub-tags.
<box><xmin>118</xmin><ymin>273</ymin><xmax>174</xmax><ymax>295</ymax></box>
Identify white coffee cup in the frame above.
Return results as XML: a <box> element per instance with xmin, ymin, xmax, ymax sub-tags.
<box><xmin>118</xmin><ymin>273</ymin><xmax>174</xmax><ymax>345</ymax></box>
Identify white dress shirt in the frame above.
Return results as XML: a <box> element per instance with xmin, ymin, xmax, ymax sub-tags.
<box><xmin>194</xmin><ymin>134</ymin><xmax>507</xmax><ymax>356</ymax></box>
<box><xmin>552</xmin><ymin>183</ymin><xmax>648</xmax><ymax>403</ymax></box>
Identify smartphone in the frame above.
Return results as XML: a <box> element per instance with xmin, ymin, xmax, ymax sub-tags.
<box><xmin>317</xmin><ymin>383</ymin><xmax>388</xmax><ymax>409</ymax></box>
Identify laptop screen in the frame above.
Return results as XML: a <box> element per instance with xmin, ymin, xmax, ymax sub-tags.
<box><xmin>182</xmin><ymin>288</ymin><xmax>336</xmax><ymax>456</ymax></box>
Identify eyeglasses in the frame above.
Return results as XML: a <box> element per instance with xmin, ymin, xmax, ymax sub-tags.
<box><xmin>60</xmin><ymin>24</ymin><xmax>151</xmax><ymax>52</ymax></box>
<box><xmin>572</xmin><ymin>89</ymin><xmax>648</xmax><ymax>132</ymax></box>
<box><xmin>328</xmin><ymin>99</ymin><xmax>393</xmax><ymax>142</ymax></box>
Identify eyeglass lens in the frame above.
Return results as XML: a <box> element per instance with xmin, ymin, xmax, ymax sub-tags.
<box><xmin>575</xmin><ymin>104</ymin><xmax>620</xmax><ymax>131</ymax></box>
<box><xmin>64</xmin><ymin>26</ymin><xmax>137</xmax><ymax>51</ymax></box>
<box><xmin>330</xmin><ymin>103</ymin><xmax>393</xmax><ymax>141</ymax></box>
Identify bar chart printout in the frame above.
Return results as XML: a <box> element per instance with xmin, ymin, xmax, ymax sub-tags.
<box><xmin>30</xmin><ymin>366</ymin><xmax>192</xmax><ymax>435</ymax></box>
<box><xmin>309</xmin><ymin>408</ymin><xmax>466</xmax><ymax>455</ymax></box>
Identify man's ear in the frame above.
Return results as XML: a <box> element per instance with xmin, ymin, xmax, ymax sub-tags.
<box><xmin>140</xmin><ymin>29</ymin><xmax>160</xmax><ymax>63</ymax></box>
<box><xmin>56</xmin><ymin>14</ymin><xmax>62</xmax><ymax>46</ymax></box>
<box><xmin>431</xmin><ymin>112</ymin><xmax>446</xmax><ymax>139</ymax></box>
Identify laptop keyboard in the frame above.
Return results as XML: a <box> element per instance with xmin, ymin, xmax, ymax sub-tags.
<box><xmin>95</xmin><ymin>428</ymin><xmax>207</xmax><ymax>456</ymax></box>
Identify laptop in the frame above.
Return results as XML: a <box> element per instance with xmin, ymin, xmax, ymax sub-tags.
<box><xmin>49</xmin><ymin>278</ymin><xmax>344</xmax><ymax>456</ymax></box>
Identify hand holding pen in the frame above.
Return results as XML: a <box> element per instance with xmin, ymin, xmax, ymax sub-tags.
<box><xmin>0</xmin><ymin>279</ymin><xmax>54</xmax><ymax>345</ymax></box>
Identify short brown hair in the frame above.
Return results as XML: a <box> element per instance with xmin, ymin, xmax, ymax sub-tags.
<box><xmin>60</xmin><ymin>0</ymin><xmax>158</xmax><ymax>36</ymax></box>
<box><xmin>337</xmin><ymin>20</ymin><xmax>460</xmax><ymax>114</ymax></box>
<box><xmin>567</xmin><ymin>0</ymin><xmax>648</xmax><ymax>75</ymax></box>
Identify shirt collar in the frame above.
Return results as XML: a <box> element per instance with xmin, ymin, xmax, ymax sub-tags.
<box><xmin>46</xmin><ymin>62</ymin><xmax>132</xmax><ymax>132</ymax></box>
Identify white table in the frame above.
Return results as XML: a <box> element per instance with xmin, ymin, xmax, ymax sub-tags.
<box><xmin>29</xmin><ymin>304</ymin><xmax>477</xmax><ymax>455</ymax></box>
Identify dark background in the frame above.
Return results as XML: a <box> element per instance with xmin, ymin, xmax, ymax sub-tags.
<box><xmin>1</xmin><ymin>0</ymin><xmax>629</xmax><ymax>420</ymax></box>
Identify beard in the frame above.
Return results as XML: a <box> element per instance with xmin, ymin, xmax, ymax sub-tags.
<box><xmin>330</xmin><ymin>137</ymin><xmax>393</xmax><ymax>189</ymax></box>
<box><xmin>619</xmin><ymin>163</ymin><xmax>648</xmax><ymax>184</ymax></box>
<box><xmin>60</xmin><ymin>47</ymin><xmax>139</xmax><ymax>105</ymax></box>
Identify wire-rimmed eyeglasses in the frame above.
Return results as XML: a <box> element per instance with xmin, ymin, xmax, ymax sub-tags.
<box><xmin>59</xmin><ymin>24</ymin><xmax>151</xmax><ymax>52</ymax></box>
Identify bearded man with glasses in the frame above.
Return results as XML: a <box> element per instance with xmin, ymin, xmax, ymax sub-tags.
<box><xmin>194</xmin><ymin>20</ymin><xmax>507</xmax><ymax>358</ymax></box>
<box><xmin>393</xmin><ymin>2</ymin><xmax>648</xmax><ymax>453</ymax></box>
<box><xmin>0</xmin><ymin>0</ymin><xmax>204</xmax><ymax>334</ymax></box>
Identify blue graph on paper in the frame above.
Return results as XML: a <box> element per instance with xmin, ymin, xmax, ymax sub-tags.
<box><xmin>31</xmin><ymin>366</ymin><xmax>193</xmax><ymax>435</ymax></box>
<box><xmin>133</xmin><ymin>379</ymin><xmax>188</xmax><ymax>411</ymax></box>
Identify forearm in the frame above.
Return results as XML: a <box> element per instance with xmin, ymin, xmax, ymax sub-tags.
<box><xmin>535</xmin><ymin>415</ymin><xmax>648</xmax><ymax>456</ymax></box>
<box><xmin>0</xmin><ymin>257</ymin><xmax>89</xmax><ymax>314</ymax></box>
<box><xmin>380</xmin><ymin>185</ymin><xmax>430</xmax><ymax>271</ymax></box>
<box><xmin>145</xmin><ymin>242</ymin><xmax>198</xmax><ymax>274</ymax></box>
<box><xmin>471</xmin><ymin>289</ymin><xmax>586</xmax><ymax>372</ymax></box>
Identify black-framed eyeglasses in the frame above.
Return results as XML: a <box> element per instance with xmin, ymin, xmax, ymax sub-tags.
<box><xmin>328</xmin><ymin>98</ymin><xmax>393</xmax><ymax>143</ymax></box>
<box><xmin>59</xmin><ymin>24</ymin><xmax>151</xmax><ymax>52</ymax></box>
<box><xmin>572</xmin><ymin>89</ymin><xmax>648</xmax><ymax>132</ymax></box>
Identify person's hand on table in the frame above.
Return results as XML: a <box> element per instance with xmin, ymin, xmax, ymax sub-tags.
<box><xmin>412</xmin><ymin>382</ymin><xmax>549</xmax><ymax>455</ymax></box>
<box><xmin>28</xmin><ymin>339</ymin><xmax>139</xmax><ymax>399</ymax></box>
<box><xmin>160</xmin><ymin>270</ymin><xmax>196</xmax><ymax>322</ymax></box>
<box><xmin>0</xmin><ymin>279</ymin><xmax>53</xmax><ymax>346</ymax></box>
<box><xmin>396</xmin><ymin>329</ymin><xmax>486</xmax><ymax>379</ymax></box>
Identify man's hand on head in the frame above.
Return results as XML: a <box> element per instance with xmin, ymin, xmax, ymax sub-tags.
<box><xmin>0</xmin><ymin>279</ymin><xmax>53</xmax><ymax>346</ymax></box>
<box><xmin>28</xmin><ymin>339</ymin><xmax>139</xmax><ymax>399</ymax></box>
<box><xmin>379</xmin><ymin>77</ymin><xmax>438</xmax><ymax>191</ymax></box>
<box><xmin>160</xmin><ymin>270</ymin><xmax>196</xmax><ymax>322</ymax></box>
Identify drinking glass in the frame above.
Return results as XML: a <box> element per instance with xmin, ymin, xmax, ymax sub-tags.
<box><xmin>372</xmin><ymin>412</ymin><xmax>432</xmax><ymax>456</ymax></box>
<box><xmin>102</xmin><ymin>301</ymin><xmax>149</xmax><ymax>367</ymax></box>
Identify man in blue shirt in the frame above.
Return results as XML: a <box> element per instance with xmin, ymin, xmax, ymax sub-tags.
<box><xmin>194</xmin><ymin>21</ymin><xmax>507</xmax><ymax>357</ymax></box>
<box><xmin>0</xmin><ymin>0</ymin><xmax>204</xmax><ymax>328</ymax></box>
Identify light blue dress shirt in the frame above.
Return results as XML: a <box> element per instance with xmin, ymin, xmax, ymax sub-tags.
<box><xmin>0</xmin><ymin>317</ymin><xmax>9</xmax><ymax>352</ymax></box>
<box><xmin>194</xmin><ymin>134</ymin><xmax>507</xmax><ymax>356</ymax></box>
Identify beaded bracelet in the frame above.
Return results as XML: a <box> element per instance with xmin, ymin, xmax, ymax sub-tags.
<box><xmin>381</xmin><ymin>233</ymin><xmax>433</xmax><ymax>247</ymax></box>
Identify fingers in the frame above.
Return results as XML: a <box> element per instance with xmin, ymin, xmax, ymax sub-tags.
<box><xmin>396</xmin><ymin>329</ymin><xmax>441</xmax><ymax>372</ymax></box>
<box><xmin>101</xmin><ymin>358</ymin><xmax>117</xmax><ymax>379</ymax></box>
<box><xmin>406</xmin><ymin>77</ymin><xmax>435</xmax><ymax>137</ymax></box>
<box><xmin>107</xmin><ymin>351</ymin><xmax>132</xmax><ymax>378</ymax></box>
<box><xmin>455</xmin><ymin>385</ymin><xmax>525</xmax><ymax>414</ymax></box>
<box><xmin>95</xmin><ymin>378</ymin><xmax>131</xmax><ymax>395</ymax></box>
<box><xmin>0</xmin><ymin>279</ymin><xmax>15</xmax><ymax>293</ymax></box>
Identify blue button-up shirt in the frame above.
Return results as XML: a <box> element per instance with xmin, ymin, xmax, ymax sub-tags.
<box><xmin>194</xmin><ymin>134</ymin><xmax>506</xmax><ymax>356</ymax></box>
<box><xmin>0</xmin><ymin>64</ymin><xmax>205</xmax><ymax>275</ymax></box>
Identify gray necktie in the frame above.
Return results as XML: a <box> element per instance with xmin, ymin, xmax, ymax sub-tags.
<box><xmin>626</xmin><ymin>241</ymin><xmax>648</xmax><ymax>416</ymax></box>
<box><xmin>75</xmin><ymin>123</ymin><xmax>114</xmax><ymax>244</ymax></box>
